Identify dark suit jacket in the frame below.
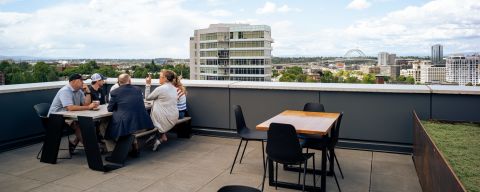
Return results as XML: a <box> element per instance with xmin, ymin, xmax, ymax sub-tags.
<box><xmin>107</xmin><ymin>84</ymin><xmax>154</xmax><ymax>139</ymax></box>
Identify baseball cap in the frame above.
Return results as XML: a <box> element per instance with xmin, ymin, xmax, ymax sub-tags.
<box><xmin>69</xmin><ymin>74</ymin><xmax>85</xmax><ymax>82</ymax></box>
<box><xmin>90</xmin><ymin>73</ymin><xmax>107</xmax><ymax>81</ymax></box>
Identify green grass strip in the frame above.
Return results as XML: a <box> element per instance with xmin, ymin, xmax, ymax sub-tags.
<box><xmin>422</xmin><ymin>121</ymin><xmax>480</xmax><ymax>192</ymax></box>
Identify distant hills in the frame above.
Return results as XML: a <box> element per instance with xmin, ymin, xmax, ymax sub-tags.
<box><xmin>0</xmin><ymin>55</ymin><xmax>51</xmax><ymax>61</ymax></box>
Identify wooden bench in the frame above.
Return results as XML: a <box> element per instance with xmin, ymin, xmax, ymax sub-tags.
<box><xmin>133</xmin><ymin>116</ymin><xmax>192</xmax><ymax>148</ymax></box>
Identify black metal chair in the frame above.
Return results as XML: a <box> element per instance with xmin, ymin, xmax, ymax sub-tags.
<box><xmin>303</xmin><ymin>102</ymin><xmax>325</xmax><ymax>112</ymax></box>
<box><xmin>303</xmin><ymin>102</ymin><xmax>343</xmax><ymax>178</ymax></box>
<box><xmin>230</xmin><ymin>105</ymin><xmax>267</xmax><ymax>174</ymax></box>
<box><xmin>302</xmin><ymin>112</ymin><xmax>344</xmax><ymax>192</ymax></box>
<box><xmin>33</xmin><ymin>103</ymin><xmax>71</xmax><ymax>159</ymax></box>
<box><xmin>218</xmin><ymin>185</ymin><xmax>261</xmax><ymax>192</ymax></box>
<box><xmin>263</xmin><ymin>123</ymin><xmax>316</xmax><ymax>192</ymax></box>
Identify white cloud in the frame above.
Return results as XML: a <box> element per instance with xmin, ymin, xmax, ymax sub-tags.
<box><xmin>343</xmin><ymin>0</ymin><xmax>480</xmax><ymax>55</ymax></box>
<box><xmin>208</xmin><ymin>9</ymin><xmax>232</xmax><ymax>17</ymax></box>
<box><xmin>0</xmin><ymin>0</ymin><xmax>217</xmax><ymax>58</ymax></box>
<box><xmin>346</xmin><ymin>0</ymin><xmax>371</xmax><ymax>10</ymax></box>
<box><xmin>256</xmin><ymin>2</ymin><xmax>301</xmax><ymax>14</ymax></box>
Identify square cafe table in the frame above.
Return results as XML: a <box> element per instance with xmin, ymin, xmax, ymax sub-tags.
<box><xmin>40</xmin><ymin>102</ymin><xmax>152</xmax><ymax>172</ymax></box>
<box><xmin>257</xmin><ymin>110</ymin><xmax>340</xmax><ymax>192</ymax></box>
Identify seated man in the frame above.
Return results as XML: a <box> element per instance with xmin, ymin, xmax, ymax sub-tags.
<box><xmin>106</xmin><ymin>74</ymin><xmax>154</xmax><ymax>152</ymax></box>
<box><xmin>88</xmin><ymin>73</ymin><xmax>107</xmax><ymax>104</ymax></box>
<box><xmin>48</xmin><ymin>74</ymin><xmax>98</xmax><ymax>154</ymax></box>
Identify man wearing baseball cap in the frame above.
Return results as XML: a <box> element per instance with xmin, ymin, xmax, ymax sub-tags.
<box><xmin>87</xmin><ymin>73</ymin><xmax>107</xmax><ymax>104</ymax></box>
<box><xmin>48</xmin><ymin>73</ymin><xmax>99</xmax><ymax>154</ymax></box>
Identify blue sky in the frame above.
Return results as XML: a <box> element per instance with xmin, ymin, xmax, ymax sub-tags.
<box><xmin>0</xmin><ymin>0</ymin><xmax>479</xmax><ymax>58</ymax></box>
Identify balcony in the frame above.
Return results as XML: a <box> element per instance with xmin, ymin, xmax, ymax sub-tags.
<box><xmin>1</xmin><ymin>80</ymin><xmax>479</xmax><ymax>191</ymax></box>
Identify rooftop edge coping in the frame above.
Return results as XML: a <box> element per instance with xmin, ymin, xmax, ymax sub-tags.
<box><xmin>0</xmin><ymin>79</ymin><xmax>479</xmax><ymax>95</ymax></box>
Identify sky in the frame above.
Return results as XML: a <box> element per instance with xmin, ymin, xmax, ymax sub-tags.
<box><xmin>0</xmin><ymin>0</ymin><xmax>479</xmax><ymax>58</ymax></box>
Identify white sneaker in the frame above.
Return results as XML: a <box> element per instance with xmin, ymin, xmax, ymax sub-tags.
<box><xmin>152</xmin><ymin>139</ymin><xmax>161</xmax><ymax>151</ymax></box>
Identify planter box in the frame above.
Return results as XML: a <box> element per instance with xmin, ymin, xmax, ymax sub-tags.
<box><xmin>412</xmin><ymin>111</ymin><xmax>467</xmax><ymax>192</ymax></box>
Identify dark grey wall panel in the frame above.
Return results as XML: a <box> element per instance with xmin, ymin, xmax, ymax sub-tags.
<box><xmin>320</xmin><ymin>91</ymin><xmax>430</xmax><ymax>144</ymax></box>
<box><xmin>0</xmin><ymin>89</ymin><xmax>59</xmax><ymax>144</ymax></box>
<box><xmin>432</xmin><ymin>94</ymin><xmax>480</xmax><ymax>122</ymax></box>
<box><xmin>230</xmin><ymin>89</ymin><xmax>319</xmax><ymax>131</ymax></box>
<box><xmin>186</xmin><ymin>87</ymin><xmax>230</xmax><ymax>129</ymax></box>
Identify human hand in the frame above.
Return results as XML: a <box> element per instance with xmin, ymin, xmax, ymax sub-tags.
<box><xmin>88</xmin><ymin>103</ymin><xmax>96</xmax><ymax>110</ymax></box>
<box><xmin>145</xmin><ymin>74</ymin><xmax>152</xmax><ymax>85</ymax></box>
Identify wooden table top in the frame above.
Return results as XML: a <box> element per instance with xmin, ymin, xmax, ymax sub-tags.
<box><xmin>256</xmin><ymin>110</ymin><xmax>340</xmax><ymax>135</ymax></box>
<box><xmin>51</xmin><ymin>101</ymin><xmax>153</xmax><ymax>120</ymax></box>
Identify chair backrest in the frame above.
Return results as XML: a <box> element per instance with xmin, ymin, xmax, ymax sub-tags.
<box><xmin>218</xmin><ymin>185</ymin><xmax>261</xmax><ymax>192</ymax></box>
<box><xmin>33</xmin><ymin>103</ymin><xmax>50</xmax><ymax>118</ymax></box>
<box><xmin>233</xmin><ymin>105</ymin><xmax>248</xmax><ymax>134</ymax></box>
<box><xmin>303</xmin><ymin>102</ymin><xmax>325</xmax><ymax>112</ymax></box>
<box><xmin>330</xmin><ymin>112</ymin><xmax>344</xmax><ymax>147</ymax></box>
<box><xmin>33</xmin><ymin>103</ymin><xmax>50</xmax><ymax>129</ymax></box>
<box><xmin>266</xmin><ymin>123</ymin><xmax>304</xmax><ymax>164</ymax></box>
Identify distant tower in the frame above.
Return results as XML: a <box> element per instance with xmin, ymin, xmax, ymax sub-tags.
<box><xmin>431</xmin><ymin>44</ymin><xmax>443</xmax><ymax>66</ymax></box>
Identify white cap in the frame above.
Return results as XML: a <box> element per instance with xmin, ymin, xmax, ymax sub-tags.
<box><xmin>90</xmin><ymin>73</ymin><xmax>106</xmax><ymax>81</ymax></box>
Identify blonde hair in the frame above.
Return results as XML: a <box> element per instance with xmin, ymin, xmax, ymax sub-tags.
<box><xmin>161</xmin><ymin>69</ymin><xmax>176</xmax><ymax>82</ymax></box>
<box><xmin>173</xmin><ymin>75</ymin><xmax>186</xmax><ymax>94</ymax></box>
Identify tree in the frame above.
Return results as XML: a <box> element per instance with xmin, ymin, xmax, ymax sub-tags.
<box><xmin>398</xmin><ymin>75</ymin><xmax>407</xmax><ymax>82</ymax></box>
<box><xmin>405</xmin><ymin>76</ymin><xmax>415</xmax><ymax>84</ymax></box>
<box><xmin>361</xmin><ymin>74</ymin><xmax>376</xmax><ymax>84</ymax></box>
<box><xmin>32</xmin><ymin>62</ymin><xmax>57</xmax><ymax>82</ymax></box>
<box><xmin>465</xmin><ymin>82</ymin><xmax>473</xmax><ymax>86</ymax></box>
<box><xmin>95</xmin><ymin>66</ymin><xmax>119</xmax><ymax>78</ymax></box>
<box><xmin>132</xmin><ymin>67</ymin><xmax>148</xmax><ymax>78</ymax></box>
<box><xmin>320</xmin><ymin>70</ymin><xmax>334</xmax><ymax>83</ymax></box>
<box><xmin>279</xmin><ymin>73</ymin><xmax>296</xmax><ymax>82</ymax></box>
<box><xmin>173</xmin><ymin>64</ymin><xmax>189</xmax><ymax>79</ymax></box>
<box><xmin>345</xmin><ymin>76</ymin><xmax>359</xmax><ymax>83</ymax></box>
<box><xmin>272</xmin><ymin>69</ymin><xmax>279</xmax><ymax>78</ymax></box>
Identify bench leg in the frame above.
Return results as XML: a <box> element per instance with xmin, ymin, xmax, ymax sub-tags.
<box><xmin>106</xmin><ymin>135</ymin><xmax>135</xmax><ymax>165</ymax></box>
<box><xmin>176</xmin><ymin>121</ymin><xmax>192</xmax><ymax>138</ymax></box>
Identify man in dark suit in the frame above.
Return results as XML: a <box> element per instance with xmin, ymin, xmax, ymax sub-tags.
<box><xmin>107</xmin><ymin>74</ymin><xmax>154</xmax><ymax>150</ymax></box>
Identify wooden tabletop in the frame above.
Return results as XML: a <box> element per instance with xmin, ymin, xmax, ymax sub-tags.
<box><xmin>51</xmin><ymin>101</ymin><xmax>153</xmax><ymax>120</ymax></box>
<box><xmin>256</xmin><ymin>110</ymin><xmax>340</xmax><ymax>135</ymax></box>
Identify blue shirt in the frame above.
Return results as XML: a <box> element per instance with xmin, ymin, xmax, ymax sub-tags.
<box><xmin>48</xmin><ymin>84</ymin><xmax>85</xmax><ymax>116</ymax></box>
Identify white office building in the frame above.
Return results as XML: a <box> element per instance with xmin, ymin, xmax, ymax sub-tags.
<box><xmin>446</xmin><ymin>54</ymin><xmax>480</xmax><ymax>85</ymax></box>
<box><xmin>378</xmin><ymin>52</ymin><xmax>396</xmax><ymax>66</ymax></box>
<box><xmin>431</xmin><ymin>44</ymin><xmax>443</xmax><ymax>65</ymax></box>
<box><xmin>189</xmin><ymin>24</ymin><xmax>273</xmax><ymax>81</ymax></box>
<box><xmin>420</xmin><ymin>65</ymin><xmax>446</xmax><ymax>84</ymax></box>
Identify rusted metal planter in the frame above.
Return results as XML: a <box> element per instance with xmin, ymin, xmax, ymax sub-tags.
<box><xmin>412</xmin><ymin>111</ymin><xmax>467</xmax><ymax>192</ymax></box>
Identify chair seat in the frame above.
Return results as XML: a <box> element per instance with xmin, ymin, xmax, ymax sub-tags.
<box><xmin>301</xmin><ymin>137</ymin><xmax>333</xmax><ymax>150</ymax></box>
<box><xmin>218</xmin><ymin>185</ymin><xmax>261</xmax><ymax>192</ymax></box>
<box><xmin>239</xmin><ymin>129</ymin><xmax>267</xmax><ymax>140</ymax></box>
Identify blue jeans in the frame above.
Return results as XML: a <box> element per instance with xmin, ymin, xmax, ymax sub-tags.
<box><xmin>179</xmin><ymin>110</ymin><xmax>187</xmax><ymax>119</ymax></box>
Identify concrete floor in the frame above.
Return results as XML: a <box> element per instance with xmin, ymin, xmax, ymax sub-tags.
<box><xmin>0</xmin><ymin>135</ymin><xmax>422</xmax><ymax>192</ymax></box>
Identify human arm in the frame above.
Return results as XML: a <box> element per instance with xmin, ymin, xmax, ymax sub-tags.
<box><xmin>107</xmin><ymin>89</ymin><xmax>118</xmax><ymax>112</ymax></box>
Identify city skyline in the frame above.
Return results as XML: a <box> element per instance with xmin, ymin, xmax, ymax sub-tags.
<box><xmin>0</xmin><ymin>0</ymin><xmax>479</xmax><ymax>58</ymax></box>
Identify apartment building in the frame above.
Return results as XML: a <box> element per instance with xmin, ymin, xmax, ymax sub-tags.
<box><xmin>189</xmin><ymin>24</ymin><xmax>273</xmax><ymax>81</ymax></box>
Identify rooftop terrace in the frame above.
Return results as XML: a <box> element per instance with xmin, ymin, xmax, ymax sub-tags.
<box><xmin>0</xmin><ymin>80</ymin><xmax>479</xmax><ymax>192</ymax></box>
<box><xmin>0</xmin><ymin>135</ymin><xmax>421</xmax><ymax>192</ymax></box>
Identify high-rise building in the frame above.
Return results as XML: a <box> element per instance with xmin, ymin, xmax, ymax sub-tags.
<box><xmin>189</xmin><ymin>24</ymin><xmax>273</xmax><ymax>81</ymax></box>
<box><xmin>377</xmin><ymin>52</ymin><xmax>395</xmax><ymax>66</ymax></box>
<box><xmin>420</xmin><ymin>65</ymin><xmax>446</xmax><ymax>84</ymax></box>
<box><xmin>377</xmin><ymin>52</ymin><xmax>389</xmax><ymax>66</ymax></box>
<box><xmin>431</xmin><ymin>44</ymin><xmax>444</xmax><ymax>66</ymax></box>
<box><xmin>446</xmin><ymin>54</ymin><xmax>480</xmax><ymax>85</ymax></box>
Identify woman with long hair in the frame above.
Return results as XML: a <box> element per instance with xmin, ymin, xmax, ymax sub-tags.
<box><xmin>145</xmin><ymin>69</ymin><xmax>179</xmax><ymax>150</ymax></box>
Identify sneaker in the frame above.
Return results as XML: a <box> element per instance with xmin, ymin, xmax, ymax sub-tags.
<box><xmin>152</xmin><ymin>139</ymin><xmax>161</xmax><ymax>151</ymax></box>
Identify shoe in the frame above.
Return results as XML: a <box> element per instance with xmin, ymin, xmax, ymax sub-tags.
<box><xmin>152</xmin><ymin>139</ymin><xmax>161</xmax><ymax>151</ymax></box>
<box><xmin>68</xmin><ymin>141</ymin><xmax>77</xmax><ymax>155</ymax></box>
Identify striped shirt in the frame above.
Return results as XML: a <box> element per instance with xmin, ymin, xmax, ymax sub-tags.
<box><xmin>177</xmin><ymin>88</ymin><xmax>187</xmax><ymax>111</ymax></box>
